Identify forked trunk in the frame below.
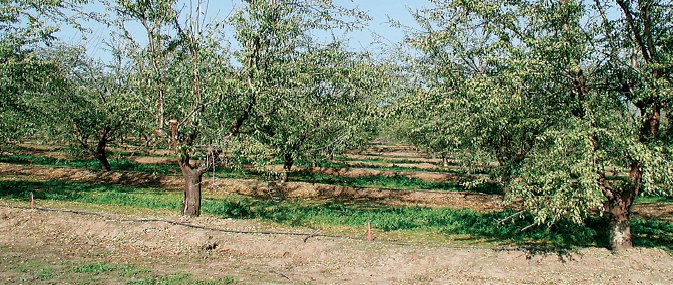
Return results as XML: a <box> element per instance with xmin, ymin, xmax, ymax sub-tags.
<box><xmin>94</xmin><ymin>129</ymin><xmax>111</xmax><ymax>171</ymax></box>
<box><xmin>281</xmin><ymin>153</ymin><xmax>294</xmax><ymax>183</ymax></box>
<box><xmin>94</xmin><ymin>152</ymin><xmax>111</xmax><ymax>171</ymax></box>
<box><xmin>181</xmin><ymin>166</ymin><xmax>203</xmax><ymax>217</ymax></box>
<box><xmin>171</xmin><ymin>120</ymin><xmax>206</xmax><ymax>218</ymax></box>
<box><xmin>143</xmin><ymin>134</ymin><xmax>151</xmax><ymax>147</ymax></box>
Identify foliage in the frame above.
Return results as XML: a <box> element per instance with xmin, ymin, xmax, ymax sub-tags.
<box><xmin>400</xmin><ymin>0</ymin><xmax>673</xmax><ymax>249</ymax></box>
<box><xmin>0</xmin><ymin>1</ymin><xmax>128</xmax><ymax>171</ymax></box>
<box><xmin>226</xmin><ymin>0</ymin><xmax>376</xmax><ymax>182</ymax></box>
<box><xmin>246</xmin><ymin>43</ymin><xmax>381</xmax><ymax>180</ymax></box>
<box><xmin>0</xmin><ymin>0</ymin><xmax>91</xmax><ymax>142</ymax></box>
<box><xmin>0</xmin><ymin>49</ymin><xmax>68</xmax><ymax>142</ymax></box>
<box><xmin>37</xmin><ymin>45</ymin><xmax>139</xmax><ymax>170</ymax></box>
<box><xmin>112</xmin><ymin>0</ymin><xmax>375</xmax><ymax>216</ymax></box>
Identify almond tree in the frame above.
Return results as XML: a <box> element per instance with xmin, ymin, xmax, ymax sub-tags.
<box><xmin>250</xmin><ymin>45</ymin><xmax>380</xmax><ymax>182</ymax></box>
<box><xmin>1</xmin><ymin>1</ymin><xmax>136</xmax><ymax>170</ymax></box>
<box><xmin>0</xmin><ymin>0</ymin><xmax>90</xmax><ymax>142</ymax></box>
<box><xmin>116</xmin><ymin>0</ymin><xmax>246</xmax><ymax>217</ymax></box>
<box><xmin>588</xmin><ymin>0</ymin><xmax>673</xmax><ymax>250</ymax></box>
<box><xmin>116</xmin><ymin>0</ymin><xmax>369</xmax><ymax>216</ymax></box>
<box><xmin>405</xmin><ymin>0</ymin><xmax>672</xmax><ymax>250</ymax></box>
<box><xmin>41</xmin><ymin>45</ymin><xmax>136</xmax><ymax>171</ymax></box>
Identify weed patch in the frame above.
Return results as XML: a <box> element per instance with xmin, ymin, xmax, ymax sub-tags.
<box><xmin>129</xmin><ymin>273</ymin><xmax>238</xmax><ymax>285</ymax></box>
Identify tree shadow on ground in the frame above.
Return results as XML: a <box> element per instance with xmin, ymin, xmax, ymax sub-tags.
<box><xmin>0</xmin><ymin>180</ymin><xmax>179</xmax><ymax>210</ymax></box>
<box><xmin>0</xmin><ymin>180</ymin><xmax>133</xmax><ymax>198</ymax></box>
<box><xmin>211</xmin><ymin>196</ymin><xmax>673</xmax><ymax>251</ymax></box>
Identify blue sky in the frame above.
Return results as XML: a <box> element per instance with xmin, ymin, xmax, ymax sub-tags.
<box><xmin>349</xmin><ymin>0</ymin><xmax>426</xmax><ymax>48</ymax></box>
<box><xmin>57</xmin><ymin>0</ymin><xmax>429</xmax><ymax>61</ymax></box>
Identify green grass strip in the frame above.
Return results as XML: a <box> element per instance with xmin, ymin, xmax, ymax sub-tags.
<box><xmin>1</xmin><ymin>179</ymin><xmax>671</xmax><ymax>250</ymax></box>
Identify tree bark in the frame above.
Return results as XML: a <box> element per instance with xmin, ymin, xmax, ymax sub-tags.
<box><xmin>171</xmin><ymin>119</ymin><xmax>206</xmax><ymax>218</ymax></box>
<box><xmin>607</xmin><ymin>199</ymin><xmax>633</xmax><ymax>250</ymax></box>
<box><xmin>280</xmin><ymin>153</ymin><xmax>294</xmax><ymax>183</ymax></box>
<box><xmin>98</xmin><ymin>129</ymin><xmax>111</xmax><ymax>171</ymax></box>
<box><xmin>604</xmin><ymin>125</ymin><xmax>649</xmax><ymax>250</ymax></box>
<box><xmin>606</xmin><ymin>175</ymin><xmax>638</xmax><ymax>250</ymax></box>
<box><xmin>181</xmin><ymin>166</ymin><xmax>204</xmax><ymax>217</ymax></box>
<box><xmin>95</xmin><ymin>128</ymin><xmax>111</xmax><ymax>171</ymax></box>
<box><xmin>94</xmin><ymin>151</ymin><xmax>111</xmax><ymax>171</ymax></box>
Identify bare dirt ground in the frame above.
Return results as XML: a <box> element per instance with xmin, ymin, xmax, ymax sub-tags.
<box><xmin>367</xmin><ymin>144</ymin><xmax>419</xmax><ymax>152</ymax></box>
<box><xmin>1</xmin><ymin>205</ymin><xmax>672</xmax><ymax>284</ymax></box>
<box><xmin>344</xmin><ymin>154</ymin><xmax>444</xmax><ymax>164</ymax></box>
<box><xmin>264</xmin><ymin>164</ymin><xmax>460</xmax><ymax>182</ymax></box>
<box><xmin>6</xmin><ymin>144</ymin><xmax>459</xmax><ymax>180</ymax></box>
<box><xmin>342</xmin><ymin>160</ymin><xmax>456</xmax><ymax>171</ymax></box>
<box><xmin>356</xmin><ymin>150</ymin><xmax>430</xmax><ymax>159</ymax></box>
<box><xmin>633</xmin><ymin>202</ymin><xmax>673</xmax><ymax>222</ymax></box>
<box><xmin>127</xmin><ymin>156</ymin><xmax>176</xmax><ymax>165</ymax></box>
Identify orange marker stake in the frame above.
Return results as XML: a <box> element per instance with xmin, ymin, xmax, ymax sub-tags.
<box><xmin>30</xmin><ymin>192</ymin><xmax>34</xmax><ymax>209</ymax></box>
<box><xmin>367</xmin><ymin>220</ymin><xmax>373</xmax><ymax>242</ymax></box>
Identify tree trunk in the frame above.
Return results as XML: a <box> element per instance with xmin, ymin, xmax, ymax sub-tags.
<box><xmin>181</xmin><ymin>166</ymin><xmax>204</xmax><ymax>217</ymax></box>
<box><xmin>605</xmin><ymin>103</ymin><xmax>659</xmax><ymax>250</ymax></box>
<box><xmin>94</xmin><ymin>128</ymin><xmax>111</xmax><ymax>171</ymax></box>
<box><xmin>606</xmin><ymin>193</ymin><xmax>635</xmax><ymax>250</ymax></box>
<box><xmin>143</xmin><ymin>134</ymin><xmax>151</xmax><ymax>147</ymax></box>
<box><xmin>606</xmin><ymin>161</ymin><xmax>641</xmax><ymax>250</ymax></box>
<box><xmin>157</xmin><ymin>92</ymin><xmax>164</xmax><ymax>132</ymax></box>
<box><xmin>94</xmin><ymin>152</ymin><xmax>111</xmax><ymax>171</ymax></box>
<box><xmin>607</xmin><ymin>200</ymin><xmax>632</xmax><ymax>251</ymax></box>
<box><xmin>281</xmin><ymin>153</ymin><xmax>294</xmax><ymax>183</ymax></box>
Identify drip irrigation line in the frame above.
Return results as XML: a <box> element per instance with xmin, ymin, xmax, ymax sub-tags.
<box><xmin>4</xmin><ymin>204</ymin><xmax>363</xmax><ymax>242</ymax></box>
<box><xmin>2</xmin><ymin>204</ymin><xmax>579</xmax><ymax>254</ymax></box>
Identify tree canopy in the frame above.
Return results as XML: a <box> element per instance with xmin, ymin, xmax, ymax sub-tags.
<box><xmin>398</xmin><ymin>0</ymin><xmax>673</xmax><ymax>250</ymax></box>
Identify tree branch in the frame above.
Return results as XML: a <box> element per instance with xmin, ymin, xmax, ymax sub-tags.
<box><xmin>616</xmin><ymin>0</ymin><xmax>651</xmax><ymax>62</ymax></box>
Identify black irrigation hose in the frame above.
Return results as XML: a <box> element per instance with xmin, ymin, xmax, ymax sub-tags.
<box><xmin>2</xmin><ymin>204</ymin><xmax>579</xmax><ymax>255</ymax></box>
<box><xmin>4</xmin><ymin>204</ymin><xmax>363</xmax><ymax>242</ymax></box>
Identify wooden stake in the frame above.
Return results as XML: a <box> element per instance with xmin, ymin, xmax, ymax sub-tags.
<box><xmin>30</xmin><ymin>192</ymin><xmax>34</xmax><ymax>209</ymax></box>
<box><xmin>367</xmin><ymin>220</ymin><xmax>373</xmax><ymax>241</ymax></box>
